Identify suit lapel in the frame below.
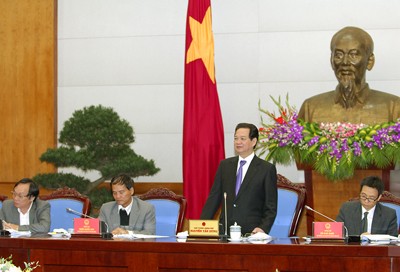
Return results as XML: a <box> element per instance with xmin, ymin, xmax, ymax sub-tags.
<box><xmin>110</xmin><ymin>204</ymin><xmax>120</xmax><ymax>228</ymax></box>
<box><xmin>11</xmin><ymin>204</ymin><xmax>20</xmax><ymax>225</ymax></box>
<box><xmin>371</xmin><ymin>203</ymin><xmax>382</xmax><ymax>233</ymax></box>
<box><xmin>229</xmin><ymin>157</ymin><xmax>239</xmax><ymax>198</ymax></box>
<box><xmin>350</xmin><ymin>202</ymin><xmax>362</xmax><ymax>232</ymax></box>
<box><xmin>28</xmin><ymin>201</ymin><xmax>36</xmax><ymax>225</ymax></box>
<box><xmin>129</xmin><ymin>198</ymin><xmax>140</xmax><ymax>227</ymax></box>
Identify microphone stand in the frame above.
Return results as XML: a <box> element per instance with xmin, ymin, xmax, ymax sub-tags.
<box><xmin>305</xmin><ymin>205</ymin><xmax>349</xmax><ymax>243</ymax></box>
<box><xmin>219</xmin><ymin>192</ymin><xmax>228</xmax><ymax>242</ymax></box>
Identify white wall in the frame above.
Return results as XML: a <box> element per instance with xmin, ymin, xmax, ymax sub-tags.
<box><xmin>58</xmin><ymin>0</ymin><xmax>400</xmax><ymax>183</ymax></box>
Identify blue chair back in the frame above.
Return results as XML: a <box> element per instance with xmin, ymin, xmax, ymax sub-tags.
<box><xmin>269</xmin><ymin>174</ymin><xmax>306</xmax><ymax>238</ymax></box>
<box><xmin>379</xmin><ymin>191</ymin><xmax>400</xmax><ymax>233</ymax></box>
<box><xmin>39</xmin><ymin>187</ymin><xmax>91</xmax><ymax>231</ymax></box>
<box><xmin>269</xmin><ymin>189</ymin><xmax>299</xmax><ymax>237</ymax></box>
<box><xmin>146</xmin><ymin>199</ymin><xmax>181</xmax><ymax>236</ymax></box>
<box><xmin>47</xmin><ymin>198</ymin><xmax>85</xmax><ymax>230</ymax></box>
<box><xmin>381</xmin><ymin>202</ymin><xmax>400</xmax><ymax>228</ymax></box>
<box><xmin>138</xmin><ymin>188</ymin><xmax>187</xmax><ymax>237</ymax></box>
<box><xmin>0</xmin><ymin>195</ymin><xmax>8</xmax><ymax>210</ymax></box>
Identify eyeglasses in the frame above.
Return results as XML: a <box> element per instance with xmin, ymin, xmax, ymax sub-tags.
<box><xmin>11</xmin><ymin>191</ymin><xmax>29</xmax><ymax>199</ymax></box>
<box><xmin>359</xmin><ymin>194</ymin><xmax>379</xmax><ymax>203</ymax></box>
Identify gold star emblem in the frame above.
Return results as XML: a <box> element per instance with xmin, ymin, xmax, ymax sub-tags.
<box><xmin>186</xmin><ymin>7</ymin><xmax>215</xmax><ymax>84</ymax></box>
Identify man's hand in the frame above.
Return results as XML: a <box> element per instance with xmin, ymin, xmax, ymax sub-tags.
<box><xmin>2</xmin><ymin>221</ymin><xmax>18</xmax><ymax>231</ymax></box>
<box><xmin>251</xmin><ymin>227</ymin><xmax>265</xmax><ymax>234</ymax></box>
<box><xmin>111</xmin><ymin>227</ymin><xmax>129</xmax><ymax>235</ymax></box>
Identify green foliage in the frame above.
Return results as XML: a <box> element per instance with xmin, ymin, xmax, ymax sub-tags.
<box><xmin>88</xmin><ymin>187</ymin><xmax>114</xmax><ymax>215</ymax></box>
<box><xmin>34</xmin><ymin>105</ymin><xmax>160</xmax><ymax>209</ymax></box>
<box><xmin>33</xmin><ymin>173</ymin><xmax>90</xmax><ymax>193</ymax></box>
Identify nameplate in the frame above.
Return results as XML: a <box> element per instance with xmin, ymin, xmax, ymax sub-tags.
<box><xmin>312</xmin><ymin>222</ymin><xmax>343</xmax><ymax>239</ymax></box>
<box><xmin>74</xmin><ymin>218</ymin><xmax>100</xmax><ymax>234</ymax></box>
<box><xmin>188</xmin><ymin>220</ymin><xmax>219</xmax><ymax>237</ymax></box>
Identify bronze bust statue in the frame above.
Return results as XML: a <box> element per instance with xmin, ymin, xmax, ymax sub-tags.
<box><xmin>298</xmin><ymin>26</ymin><xmax>400</xmax><ymax>124</ymax></box>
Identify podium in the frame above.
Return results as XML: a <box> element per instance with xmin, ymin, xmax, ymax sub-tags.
<box><xmin>297</xmin><ymin>163</ymin><xmax>392</xmax><ymax>235</ymax></box>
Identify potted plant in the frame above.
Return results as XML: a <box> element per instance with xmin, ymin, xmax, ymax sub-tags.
<box><xmin>33</xmin><ymin>105</ymin><xmax>160</xmax><ymax>213</ymax></box>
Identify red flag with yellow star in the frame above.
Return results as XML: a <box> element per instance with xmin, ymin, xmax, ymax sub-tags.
<box><xmin>183</xmin><ymin>0</ymin><xmax>225</xmax><ymax>219</ymax></box>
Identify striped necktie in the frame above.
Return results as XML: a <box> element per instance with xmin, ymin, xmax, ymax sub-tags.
<box><xmin>235</xmin><ymin>160</ymin><xmax>246</xmax><ymax>196</ymax></box>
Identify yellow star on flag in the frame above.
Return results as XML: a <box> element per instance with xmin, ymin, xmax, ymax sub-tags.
<box><xmin>186</xmin><ymin>7</ymin><xmax>215</xmax><ymax>84</ymax></box>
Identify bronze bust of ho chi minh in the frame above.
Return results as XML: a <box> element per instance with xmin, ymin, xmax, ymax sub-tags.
<box><xmin>298</xmin><ymin>26</ymin><xmax>400</xmax><ymax>125</ymax></box>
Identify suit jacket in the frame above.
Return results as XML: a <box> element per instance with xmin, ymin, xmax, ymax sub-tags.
<box><xmin>336</xmin><ymin>201</ymin><xmax>398</xmax><ymax>236</ymax></box>
<box><xmin>98</xmin><ymin>196</ymin><xmax>156</xmax><ymax>235</ymax></box>
<box><xmin>200</xmin><ymin>155</ymin><xmax>277</xmax><ymax>234</ymax></box>
<box><xmin>0</xmin><ymin>199</ymin><xmax>50</xmax><ymax>233</ymax></box>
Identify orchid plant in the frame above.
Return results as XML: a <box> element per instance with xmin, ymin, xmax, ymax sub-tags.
<box><xmin>257</xmin><ymin>94</ymin><xmax>400</xmax><ymax>180</ymax></box>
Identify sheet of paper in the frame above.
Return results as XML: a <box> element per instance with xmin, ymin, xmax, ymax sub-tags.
<box><xmin>361</xmin><ymin>234</ymin><xmax>398</xmax><ymax>242</ymax></box>
<box><xmin>6</xmin><ymin>229</ymin><xmax>31</xmax><ymax>238</ymax></box>
<box><xmin>112</xmin><ymin>233</ymin><xmax>169</xmax><ymax>239</ymax></box>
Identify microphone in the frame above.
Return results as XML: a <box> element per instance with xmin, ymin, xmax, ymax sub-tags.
<box><xmin>224</xmin><ymin>192</ymin><xmax>227</xmax><ymax>236</ymax></box>
<box><xmin>219</xmin><ymin>192</ymin><xmax>228</xmax><ymax>241</ymax></box>
<box><xmin>305</xmin><ymin>205</ymin><xmax>336</xmax><ymax>222</ymax></box>
<box><xmin>305</xmin><ymin>205</ymin><xmax>349</xmax><ymax>240</ymax></box>
<box><xmin>66</xmin><ymin>208</ymin><xmax>111</xmax><ymax>238</ymax></box>
<box><xmin>66</xmin><ymin>208</ymin><xmax>95</xmax><ymax>219</ymax></box>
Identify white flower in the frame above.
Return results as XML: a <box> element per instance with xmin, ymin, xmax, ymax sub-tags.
<box><xmin>0</xmin><ymin>256</ymin><xmax>38</xmax><ymax>272</ymax></box>
<box><xmin>0</xmin><ymin>262</ymin><xmax>22</xmax><ymax>272</ymax></box>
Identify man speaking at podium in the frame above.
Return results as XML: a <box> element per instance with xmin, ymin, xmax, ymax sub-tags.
<box><xmin>336</xmin><ymin>176</ymin><xmax>398</xmax><ymax>237</ymax></box>
<box><xmin>200</xmin><ymin>123</ymin><xmax>277</xmax><ymax>235</ymax></box>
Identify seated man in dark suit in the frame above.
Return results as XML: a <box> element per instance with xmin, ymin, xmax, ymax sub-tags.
<box><xmin>98</xmin><ymin>174</ymin><xmax>155</xmax><ymax>235</ymax></box>
<box><xmin>0</xmin><ymin>178</ymin><xmax>50</xmax><ymax>233</ymax></box>
<box><xmin>336</xmin><ymin>176</ymin><xmax>398</xmax><ymax>236</ymax></box>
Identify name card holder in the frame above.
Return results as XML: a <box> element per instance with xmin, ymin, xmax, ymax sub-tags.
<box><xmin>73</xmin><ymin>218</ymin><xmax>101</xmax><ymax>238</ymax></box>
<box><xmin>188</xmin><ymin>220</ymin><xmax>219</xmax><ymax>238</ymax></box>
<box><xmin>312</xmin><ymin>222</ymin><xmax>344</xmax><ymax>241</ymax></box>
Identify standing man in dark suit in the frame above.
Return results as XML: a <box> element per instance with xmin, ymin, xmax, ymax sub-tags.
<box><xmin>200</xmin><ymin>123</ymin><xmax>277</xmax><ymax>235</ymax></box>
<box><xmin>336</xmin><ymin>176</ymin><xmax>398</xmax><ymax>236</ymax></box>
<box><xmin>0</xmin><ymin>178</ymin><xmax>50</xmax><ymax>233</ymax></box>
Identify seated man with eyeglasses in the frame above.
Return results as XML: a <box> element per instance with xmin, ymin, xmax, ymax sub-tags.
<box><xmin>336</xmin><ymin>176</ymin><xmax>398</xmax><ymax>236</ymax></box>
<box><xmin>0</xmin><ymin>178</ymin><xmax>50</xmax><ymax>233</ymax></box>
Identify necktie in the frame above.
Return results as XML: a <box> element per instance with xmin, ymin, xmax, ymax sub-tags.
<box><xmin>119</xmin><ymin>209</ymin><xmax>129</xmax><ymax>226</ymax></box>
<box><xmin>361</xmin><ymin>211</ymin><xmax>369</xmax><ymax>233</ymax></box>
<box><xmin>235</xmin><ymin>160</ymin><xmax>247</xmax><ymax>196</ymax></box>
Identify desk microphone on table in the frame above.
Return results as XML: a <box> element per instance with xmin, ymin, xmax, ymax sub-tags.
<box><xmin>219</xmin><ymin>192</ymin><xmax>229</xmax><ymax>242</ymax></box>
<box><xmin>66</xmin><ymin>208</ymin><xmax>112</xmax><ymax>239</ymax></box>
<box><xmin>305</xmin><ymin>205</ymin><xmax>349</xmax><ymax>241</ymax></box>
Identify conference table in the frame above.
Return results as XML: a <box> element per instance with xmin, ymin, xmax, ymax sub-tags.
<box><xmin>1</xmin><ymin>235</ymin><xmax>400</xmax><ymax>271</ymax></box>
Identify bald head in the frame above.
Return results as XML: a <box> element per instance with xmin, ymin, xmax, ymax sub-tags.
<box><xmin>331</xmin><ymin>26</ymin><xmax>374</xmax><ymax>56</ymax></box>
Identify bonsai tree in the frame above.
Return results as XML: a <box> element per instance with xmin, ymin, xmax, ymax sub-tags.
<box><xmin>34</xmin><ymin>105</ymin><xmax>160</xmax><ymax>210</ymax></box>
